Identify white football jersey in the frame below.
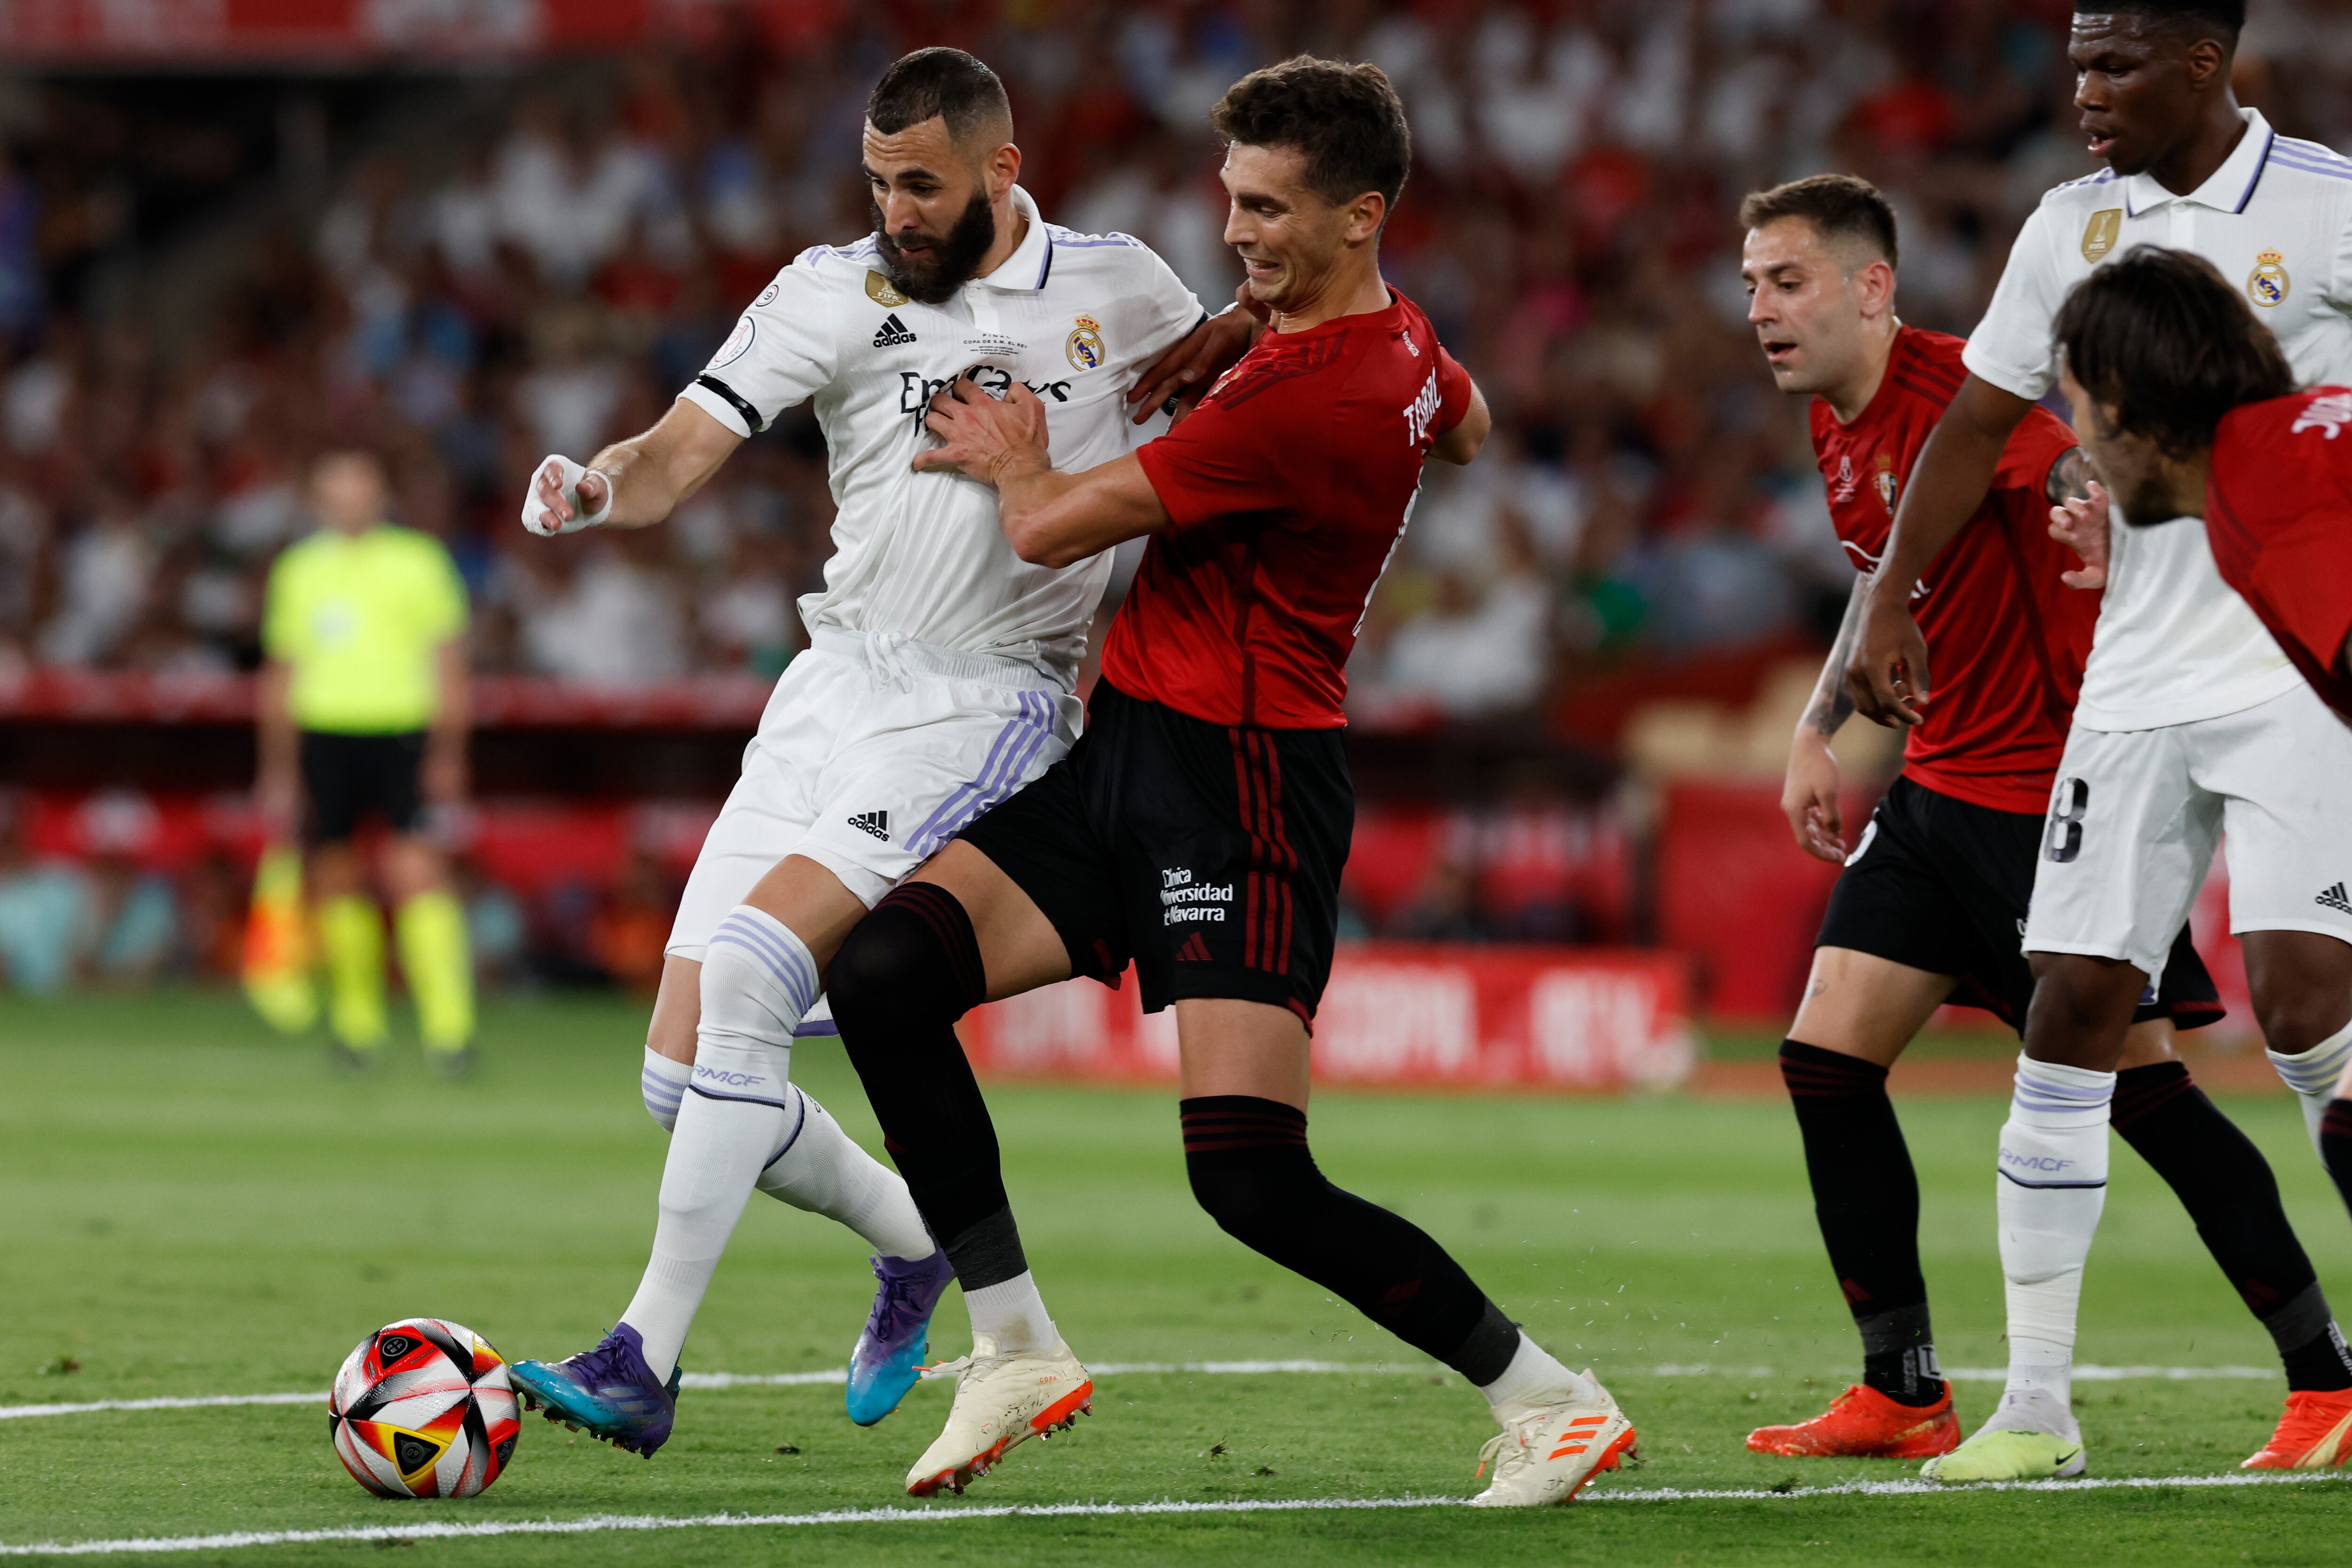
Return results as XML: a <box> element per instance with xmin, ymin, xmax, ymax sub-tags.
<box><xmin>679</xmin><ymin>185</ymin><xmax>1204</xmax><ymax>685</ymax></box>
<box><xmin>1966</xmin><ymin>109</ymin><xmax>2352</xmax><ymax>731</ymax></box>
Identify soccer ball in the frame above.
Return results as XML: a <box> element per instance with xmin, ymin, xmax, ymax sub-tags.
<box><xmin>329</xmin><ymin>1318</ymin><xmax>520</xmax><ymax>1499</ymax></box>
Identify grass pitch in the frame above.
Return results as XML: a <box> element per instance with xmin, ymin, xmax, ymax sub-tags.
<box><xmin>3</xmin><ymin>992</ymin><xmax>2349</xmax><ymax>1564</ymax></box>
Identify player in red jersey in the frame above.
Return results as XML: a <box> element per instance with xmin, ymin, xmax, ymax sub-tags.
<box><xmin>1737</xmin><ymin>178</ymin><xmax>2346</xmax><ymax>1465</ymax></box>
<box><xmin>822</xmin><ymin>58</ymin><xmax>1635</xmax><ymax>1509</ymax></box>
<box><xmin>2050</xmin><ymin>255</ymin><xmax>2352</xmax><ymax>1468</ymax></box>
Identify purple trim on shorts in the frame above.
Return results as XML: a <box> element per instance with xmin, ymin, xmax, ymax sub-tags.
<box><xmin>905</xmin><ymin>690</ymin><xmax>1057</xmax><ymax>856</ymax></box>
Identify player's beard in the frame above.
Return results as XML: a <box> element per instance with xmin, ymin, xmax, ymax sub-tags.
<box><xmin>872</xmin><ymin>189</ymin><xmax>997</xmax><ymax>305</ymax></box>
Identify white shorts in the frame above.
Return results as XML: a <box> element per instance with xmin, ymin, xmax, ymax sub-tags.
<box><xmin>667</xmin><ymin>626</ymin><xmax>1081</xmax><ymax>985</ymax></box>
<box><xmin>2024</xmin><ymin>681</ymin><xmax>2352</xmax><ymax>977</ymax></box>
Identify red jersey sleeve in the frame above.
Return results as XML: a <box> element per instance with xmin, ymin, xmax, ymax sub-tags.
<box><xmin>1435</xmin><ymin>345</ymin><xmax>1471</xmax><ymax>433</ymax></box>
<box><xmin>1135</xmin><ymin>375</ymin><xmax>1325</xmax><ymax>533</ymax></box>
<box><xmin>1991</xmin><ymin>404</ymin><xmax>2076</xmax><ymax>501</ymax></box>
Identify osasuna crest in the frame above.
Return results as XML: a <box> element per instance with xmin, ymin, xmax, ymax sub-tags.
<box><xmin>2081</xmin><ymin>208</ymin><xmax>2122</xmax><ymax>263</ymax></box>
<box><xmin>2248</xmin><ymin>248</ymin><xmax>2290</xmax><ymax>308</ymax></box>
<box><xmin>1065</xmin><ymin>314</ymin><xmax>1106</xmax><ymax>372</ymax></box>
<box><xmin>865</xmin><ymin>270</ymin><xmax>910</xmax><ymax>308</ymax></box>
<box><xmin>1874</xmin><ymin>453</ymin><xmax>1899</xmax><ymax>516</ymax></box>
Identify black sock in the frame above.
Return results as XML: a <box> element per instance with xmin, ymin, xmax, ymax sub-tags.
<box><xmin>2114</xmin><ymin>1063</ymin><xmax>2352</xmax><ymax>1393</ymax></box>
<box><xmin>2322</xmin><ymin>1100</ymin><xmax>2352</xmax><ymax>1219</ymax></box>
<box><xmin>1181</xmin><ymin>1096</ymin><xmax>1521</xmax><ymax>1385</ymax></box>
<box><xmin>828</xmin><ymin>882</ymin><xmax>1026</xmax><ymax>1289</ymax></box>
<box><xmin>1778</xmin><ymin>1041</ymin><xmax>1941</xmax><ymax>1406</ymax></box>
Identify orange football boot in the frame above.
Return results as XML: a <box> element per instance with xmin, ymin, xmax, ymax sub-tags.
<box><xmin>1746</xmin><ymin>1383</ymin><xmax>1960</xmax><ymax>1458</ymax></box>
<box><xmin>2242</xmin><ymin>1389</ymin><xmax>2352</xmax><ymax>1469</ymax></box>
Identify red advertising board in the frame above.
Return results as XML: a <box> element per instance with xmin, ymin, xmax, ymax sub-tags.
<box><xmin>957</xmin><ymin>944</ymin><xmax>1697</xmax><ymax>1094</ymax></box>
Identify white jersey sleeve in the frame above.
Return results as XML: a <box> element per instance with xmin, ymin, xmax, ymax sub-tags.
<box><xmin>679</xmin><ymin>251</ymin><xmax>842</xmax><ymax>436</ymax></box>
<box><xmin>1131</xmin><ymin>247</ymin><xmax>1208</xmax><ymax>372</ymax></box>
<box><xmin>1960</xmin><ymin>197</ymin><xmax>2070</xmax><ymax>403</ymax></box>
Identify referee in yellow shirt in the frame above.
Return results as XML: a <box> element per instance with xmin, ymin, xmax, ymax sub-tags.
<box><xmin>256</xmin><ymin>451</ymin><xmax>475</xmax><ymax>1071</ymax></box>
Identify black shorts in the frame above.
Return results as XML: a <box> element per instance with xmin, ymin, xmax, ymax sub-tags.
<box><xmin>957</xmin><ymin>681</ymin><xmax>1351</xmax><ymax>1026</ymax></box>
<box><xmin>300</xmin><ymin>730</ymin><xmax>427</xmax><ymax>845</ymax></box>
<box><xmin>1817</xmin><ymin>774</ymin><xmax>2222</xmax><ymax>1033</ymax></box>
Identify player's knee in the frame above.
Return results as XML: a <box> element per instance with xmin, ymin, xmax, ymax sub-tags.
<box><xmin>1180</xmin><ymin>1096</ymin><xmax>1320</xmax><ymax>1253</ymax></box>
<box><xmin>829</xmin><ymin>883</ymin><xmax>988</xmax><ymax>1046</ymax></box>
<box><xmin>2023</xmin><ymin>956</ymin><xmax>2140</xmax><ymax>1058</ymax></box>
<box><xmin>2249</xmin><ymin>981</ymin><xmax>2352</xmax><ymax>1056</ymax></box>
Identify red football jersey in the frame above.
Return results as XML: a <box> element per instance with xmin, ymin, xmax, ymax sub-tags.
<box><xmin>1112</xmin><ymin>289</ymin><xmax>1472</xmax><ymax>729</ymax></box>
<box><xmin>1810</xmin><ymin>327</ymin><xmax>2090</xmax><ymax>812</ymax></box>
<box><xmin>2208</xmin><ymin>387</ymin><xmax>2352</xmax><ymax>723</ymax></box>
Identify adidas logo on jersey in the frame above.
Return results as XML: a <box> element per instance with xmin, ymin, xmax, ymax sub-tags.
<box><xmin>872</xmin><ymin>314</ymin><xmax>917</xmax><ymax>348</ymax></box>
<box><xmin>1176</xmin><ymin>932</ymin><xmax>1213</xmax><ymax>963</ymax></box>
<box><xmin>2320</xmin><ymin>882</ymin><xmax>2352</xmax><ymax>915</ymax></box>
<box><xmin>848</xmin><ymin>810</ymin><xmax>891</xmax><ymax>842</ymax></box>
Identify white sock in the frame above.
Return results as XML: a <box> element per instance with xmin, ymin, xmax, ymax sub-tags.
<box><xmin>1478</xmin><ymin>1331</ymin><xmax>1600</xmax><ymax>1411</ymax></box>
<box><xmin>963</xmin><ymin>1271</ymin><xmax>1056</xmax><ymax>1354</ymax></box>
<box><xmin>754</xmin><ymin>1089</ymin><xmax>937</xmax><ymax>1260</ymax></box>
<box><xmin>1994</xmin><ymin>1053</ymin><xmax>2111</xmax><ymax>1433</ymax></box>
<box><xmin>641</xmin><ymin>1046</ymin><xmax>689</xmax><ymax>1132</ymax></box>
<box><xmin>2268</xmin><ymin>1019</ymin><xmax>2352</xmax><ymax>1162</ymax></box>
<box><xmin>620</xmin><ymin>907</ymin><xmax>816</xmax><ymax>1376</ymax></box>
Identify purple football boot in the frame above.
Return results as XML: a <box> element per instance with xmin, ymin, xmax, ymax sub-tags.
<box><xmin>846</xmin><ymin>1249</ymin><xmax>955</xmax><ymax>1426</ymax></box>
<box><xmin>509</xmin><ymin>1323</ymin><xmax>681</xmax><ymax>1456</ymax></box>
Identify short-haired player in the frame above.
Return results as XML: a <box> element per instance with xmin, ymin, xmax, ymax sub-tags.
<box><xmin>504</xmin><ymin>47</ymin><xmax>1249</xmax><ymax>1457</ymax></box>
<box><xmin>1840</xmin><ymin>0</ymin><xmax>2352</xmax><ymax>1479</ymax></box>
<box><xmin>824</xmin><ymin>58</ymin><xmax>1633</xmax><ymax>1508</ymax></box>
<box><xmin>1733</xmin><ymin>175</ymin><xmax>2323</xmax><ymax>1465</ymax></box>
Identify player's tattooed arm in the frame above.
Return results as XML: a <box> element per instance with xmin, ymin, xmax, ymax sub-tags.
<box><xmin>1804</xmin><ymin>575</ymin><xmax>1869</xmax><ymax>740</ymax></box>
<box><xmin>915</xmin><ymin>378</ymin><xmax>1171</xmax><ymax>567</ymax></box>
<box><xmin>1784</xmin><ymin>576</ymin><xmax>1867</xmax><ymax>861</ymax></box>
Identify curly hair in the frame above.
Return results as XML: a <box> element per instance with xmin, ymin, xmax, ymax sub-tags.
<box><xmin>2053</xmin><ymin>246</ymin><xmax>2294</xmax><ymax>452</ymax></box>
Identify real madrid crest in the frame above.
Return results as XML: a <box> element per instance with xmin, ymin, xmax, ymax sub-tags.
<box><xmin>2081</xmin><ymin>208</ymin><xmax>2122</xmax><ymax>263</ymax></box>
<box><xmin>2248</xmin><ymin>248</ymin><xmax>2290</xmax><ymax>307</ymax></box>
<box><xmin>865</xmin><ymin>270</ymin><xmax>910</xmax><ymax>308</ymax></box>
<box><xmin>1065</xmin><ymin>314</ymin><xmax>1106</xmax><ymax>372</ymax></box>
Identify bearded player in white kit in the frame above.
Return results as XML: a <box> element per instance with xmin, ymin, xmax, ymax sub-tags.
<box><xmin>503</xmin><ymin>48</ymin><xmax>1241</xmax><ymax>1457</ymax></box>
<box><xmin>1848</xmin><ymin>0</ymin><xmax>2352</xmax><ymax>1480</ymax></box>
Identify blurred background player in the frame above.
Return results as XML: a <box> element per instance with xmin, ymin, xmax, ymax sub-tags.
<box><xmin>255</xmin><ymin>450</ymin><xmax>475</xmax><ymax>1072</ymax></box>
<box><xmin>830</xmin><ymin>59</ymin><xmax>1637</xmax><ymax>1511</ymax></box>
<box><xmin>503</xmin><ymin>47</ymin><xmax>1238</xmax><ymax>1458</ymax></box>
<box><xmin>1732</xmin><ymin>174</ymin><xmax>2316</xmax><ymax>1464</ymax></box>
<box><xmin>1843</xmin><ymin>0</ymin><xmax>2352</xmax><ymax>1480</ymax></box>
<box><xmin>2054</xmin><ymin>246</ymin><xmax>2352</xmax><ymax>1318</ymax></box>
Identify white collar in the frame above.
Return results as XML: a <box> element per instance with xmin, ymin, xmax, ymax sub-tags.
<box><xmin>2123</xmin><ymin>107</ymin><xmax>2275</xmax><ymax>218</ymax></box>
<box><xmin>973</xmin><ymin>185</ymin><xmax>1052</xmax><ymax>293</ymax></box>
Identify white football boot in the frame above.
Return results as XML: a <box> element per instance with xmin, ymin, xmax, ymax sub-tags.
<box><xmin>1469</xmin><ymin>1372</ymin><xmax>1639</xmax><ymax>1507</ymax></box>
<box><xmin>903</xmin><ymin>1333</ymin><xmax>1093</xmax><ymax>1496</ymax></box>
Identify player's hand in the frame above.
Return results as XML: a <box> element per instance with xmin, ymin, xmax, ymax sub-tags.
<box><xmin>1781</xmin><ymin>732</ymin><xmax>1846</xmax><ymax>863</ymax></box>
<box><xmin>422</xmin><ymin>743</ymin><xmax>468</xmax><ymax>807</ymax></box>
<box><xmin>1127</xmin><ymin>307</ymin><xmax>1255</xmax><ymax>426</ymax></box>
<box><xmin>2049</xmin><ymin>478</ymin><xmax>2110</xmax><ymax>590</ymax></box>
<box><xmin>255</xmin><ymin>766</ymin><xmax>300</xmax><ymax>840</ymax></box>
<box><xmin>1845</xmin><ymin>589</ymin><xmax>1931</xmax><ymax>729</ymax></box>
<box><xmin>913</xmin><ymin>376</ymin><xmax>1050</xmax><ymax>485</ymax></box>
<box><xmin>522</xmin><ymin>454</ymin><xmax>611</xmax><ymax>536</ymax></box>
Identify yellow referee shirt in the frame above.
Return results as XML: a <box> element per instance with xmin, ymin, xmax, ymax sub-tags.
<box><xmin>262</xmin><ymin>525</ymin><xmax>468</xmax><ymax>734</ymax></box>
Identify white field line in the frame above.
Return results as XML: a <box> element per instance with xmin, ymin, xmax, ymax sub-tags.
<box><xmin>1</xmin><ymin>1472</ymin><xmax>2341</xmax><ymax>1558</ymax></box>
<box><xmin>1</xmin><ymin>1360</ymin><xmax>2278</xmax><ymax>1422</ymax></box>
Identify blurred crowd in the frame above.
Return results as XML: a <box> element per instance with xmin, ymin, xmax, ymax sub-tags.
<box><xmin>0</xmin><ymin>0</ymin><xmax>2346</xmax><ymax>725</ymax></box>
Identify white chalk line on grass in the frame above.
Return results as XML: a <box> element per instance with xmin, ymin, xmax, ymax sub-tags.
<box><xmin>1</xmin><ymin>1472</ymin><xmax>2340</xmax><ymax>1558</ymax></box>
<box><xmin>1</xmin><ymin>1361</ymin><xmax>2279</xmax><ymax>1422</ymax></box>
